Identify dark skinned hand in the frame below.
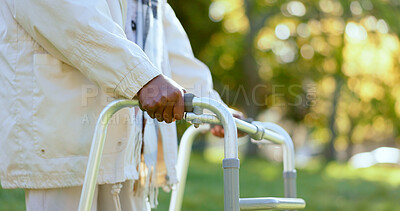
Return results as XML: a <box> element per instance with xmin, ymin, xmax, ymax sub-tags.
<box><xmin>210</xmin><ymin>113</ymin><xmax>247</xmax><ymax>138</ymax></box>
<box><xmin>137</xmin><ymin>74</ymin><xmax>185</xmax><ymax>123</ymax></box>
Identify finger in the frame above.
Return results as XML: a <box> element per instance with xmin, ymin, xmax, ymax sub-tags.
<box><xmin>163</xmin><ymin>101</ymin><xmax>174</xmax><ymax>123</ymax></box>
<box><xmin>213</xmin><ymin>125</ymin><xmax>222</xmax><ymax>133</ymax></box>
<box><xmin>173</xmin><ymin>91</ymin><xmax>184</xmax><ymax>120</ymax></box>
<box><xmin>147</xmin><ymin>108</ymin><xmax>156</xmax><ymax>119</ymax></box>
<box><xmin>211</xmin><ymin>127</ymin><xmax>216</xmax><ymax>134</ymax></box>
<box><xmin>138</xmin><ymin>101</ymin><xmax>144</xmax><ymax>111</ymax></box>
<box><xmin>238</xmin><ymin>131</ymin><xmax>247</xmax><ymax>137</ymax></box>
<box><xmin>232</xmin><ymin>113</ymin><xmax>244</xmax><ymax>119</ymax></box>
<box><xmin>213</xmin><ymin>125</ymin><xmax>224</xmax><ymax>138</ymax></box>
<box><xmin>154</xmin><ymin>106</ymin><xmax>165</xmax><ymax>122</ymax></box>
<box><xmin>211</xmin><ymin>128</ymin><xmax>221</xmax><ymax>138</ymax></box>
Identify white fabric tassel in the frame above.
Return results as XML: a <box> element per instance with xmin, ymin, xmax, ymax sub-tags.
<box><xmin>142</xmin><ymin>114</ymin><xmax>159</xmax><ymax>208</ymax></box>
<box><xmin>135</xmin><ymin>0</ymin><xmax>179</xmax><ymax>208</ymax></box>
<box><xmin>159</xmin><ymin>122</ymin><xmax>179</xmax><ymax>185</ymax></box>
<box><xmin>111</xmin><ymin>183</ymin><xmax>123</xmax><ymax>211</ymax></box>
<box><xmin>132</xmin><ymin>110</ymin><xmax>143</xmax><ymax>177</ymax></box>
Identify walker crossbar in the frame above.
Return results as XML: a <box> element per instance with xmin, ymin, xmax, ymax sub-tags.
<box><xmin>78</xmin><ymin>99</ymin><xmax>139</xmax><ymax>211</ymax></box>
<box><xmin>170</xmin><ymin>104</ymin><xmax>305</xmax><ymax>210</ymax></box>
<box><xmin>185</xmin><ymin>113</ymin><xmax>285</xmax><ymax>145</ymax></box>
<box><xmin>79</xmin><ymin>95</ymin><xmax>240</xmax><ymax>211</ymax></box>
<box><xmin>184</xmin><ymin>113</ymin><xmax>298</xmax><ymax>197</ymax></box>
<box><xmin>239</xmin><ymin>197</ymin><xmax>306</xmax><ymax>210</ymax></box>
<box><xmin>79</xmin><ymin>95</ymin><xmax>305</xmax><ymax>211</ymax></box>
<box><xmin>186</xmin><ymin>96</ymin><xmax>240</xmax><ymax>210</ymax></box>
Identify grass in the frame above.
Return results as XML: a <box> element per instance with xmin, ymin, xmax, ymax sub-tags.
<box><xmin>1</xmin><ymin>153</ymin><xmax>400</xmax><ymax>210</ymax></box>
<box><xmin>0</xmin><ymin>187</ymin><xmax>25</xmax><ymax>210</ymax></box>
<box><xmin>156</xmin><ymin>154</ymin><xmax>400</xmax><ymax>211</ymax></box>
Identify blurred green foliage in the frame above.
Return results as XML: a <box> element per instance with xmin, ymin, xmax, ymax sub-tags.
<box><xmin>0</xmin><ymin>187</ymin><xmax>25</xmax><ymax>210</ymax></box>
<box><xmin>155</xmin><ymin>154</ymin><xmax>400</xmax><ymax>211</ymax></box>
<box><xmin>3</xmin><ymin>154</ymin><xmax>400</xmax><ymax>210</ymax></box>
<box><xmin>169</xmin><ymin>0</ymin><xmax>400</xmax><ymax>160</ymax></box>
<box><xmin>3</xmin><ymin>1</ymin><xmax>400</xmax><ymax>210</ymax></box>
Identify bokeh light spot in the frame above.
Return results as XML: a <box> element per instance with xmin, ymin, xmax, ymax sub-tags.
<box><xmin>275</xmin><ymin>24</ymin><xmax>291</xmax><ymax>40</ymax></box>
<box><xmin>345</xmin><ymin>22</ymin><xmax>367</xmax><ymax>42</ymax></box>
<box><xmin>297</xmin><ymin>23</ymin><xmax>310</xmax><ymax>38</ymax></box>
<box><xmin>209</xmin><ymin>2</ymin><xmax>226</xmax><ymax>22</ymax></box>
<box><xmin>300</xmin><ymin>44</ymin><xmax>314</xmax><ymax>59</ymax></box>
<box><xmin>287</xmin><ymin>1</ymin><xmax>306</xmax><ymax>17</ymax></box>
<box><xmin>350</xmin><ymin>1</ymin><xmax>363</xmax><ymax>16</ymax></box>
<box><xmin>376</xmin><ymin>19</ymin><xmax>389</xmax><ymax>34</ymax></box>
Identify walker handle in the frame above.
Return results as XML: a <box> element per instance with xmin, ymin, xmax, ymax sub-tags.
<box><xmin>138</xmin><ymin>93</ymin><xmax>195</xmax><ymax>112</ymax></box>
<box><xmin>184</xmin><ymin>93</ymin><xmax>195</xmax><ymax>112</ymax></box>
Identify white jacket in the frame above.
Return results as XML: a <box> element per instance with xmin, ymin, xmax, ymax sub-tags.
<box><xmin>0</xmin><ymin>0</ymin><xmax>220</xmax><ymax>189</ymax></box>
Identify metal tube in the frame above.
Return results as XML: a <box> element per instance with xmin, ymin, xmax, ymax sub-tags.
<box><xmin>254</xmin><ymin>122</ymin><xmax>295</xmax><ymax>172</ymax></box>
<box><xmin>283</xmin><ymin>171</ymin><xmax>297</xmax><ymax>199</ymax></box>
<box><xmin>184</xmin><ymin>113</ymin><xmax>285</xmax><ymax>145</ymax></box>
<box><xmin>191</xmin><ymin>98</ymin><xmax>238</xmax><ymax>159</ymax></box>
<box><xmin>78</xmin><ymin>100</ymin><xmax>139</xmax><ymax>211</ymax></box>
<box><xmin>254</xmin><ymin>122</ymin><xmax>297</xmax><ymax>198</ymax></box>
<box><xmin>169</xmin><ymin>125</ymin><xmax>210</xmax><ymax>211</ymax></box>
<box><xmin>185</xmin><ymin>113</ymin><xmax>258</xmax><ymax>135</ymax></box>
<box><xmin>224</xmin><ymin>166</ymin><xmax>240</xmax><ymax>210</ymax></box>
<box><xmin>184</xmin><ymin>113</ymin><xmax>297</xmax><ymax>198</ymax></box>
<box><xmin>239</xmin><ymin>197</ymin><xmax>306</xmax><ymax>210</ymax></box>
<box><xmin>189</xmin><ymin>97</ymin><xmax>240</xmax><ymax>211</ymax></box>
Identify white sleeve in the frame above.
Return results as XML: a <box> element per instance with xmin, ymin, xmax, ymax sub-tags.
<box><xmin>9</xmin><ymin>0</ymin><xmax>161</xmax><ymax>99</ymax></box>
<box><xmin>162</xmin><ymin>4</ymin><xmax>223</xmax><ymax>103</ymax></box>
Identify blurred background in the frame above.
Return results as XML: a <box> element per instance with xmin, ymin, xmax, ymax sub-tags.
<box><xmin>1</xmin><ymin>0</ymin><xmax>400</xmax><ymax>210</ymax></box>
<box><xmin>171</xmin><ymin>0</ymin><xmax>400</xmax><ymax>163</ymax></box>
<box><xmin>166</xmin><ymin>0</ymin><xmax>400</xmax><ymax>210</ymax></box>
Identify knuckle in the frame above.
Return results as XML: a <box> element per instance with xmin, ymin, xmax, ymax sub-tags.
<box><xmin>155</xmin><ymin>114</ymin><xmax>163</xmax><ymax>121</ymax></box>
<box><xmin>172</xmin><ymin>90</ymin><xmax>180</xmax><ymax>98</ymax></box>
<box><xmin>153</xmin><ymin>100</ymin><xmax>162</xmax><ymax>107</ymax></box>
<box><xmin>158</xmin><ymin>99</ymin><xmax>167</xmax><ymax>107</ymax></box>
<box><xmin>160</xmin><ymin>95</ymin><xmax>167</xmax><ymax>102</ymax></box>
<box><xmin>174</xmin><ymin>114</ymin><xmax>182</xmax><ymax>120</ymax></box>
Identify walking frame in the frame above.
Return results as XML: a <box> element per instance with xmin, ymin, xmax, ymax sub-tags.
<box><xmin>78</xmin><ymin>94</ymin><xmax>306</xmax><ymax>211</ymax></box>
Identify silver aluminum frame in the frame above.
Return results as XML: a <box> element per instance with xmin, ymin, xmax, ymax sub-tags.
<box><xmin>78</xmin><ymin>99</ymin><xmax>139</xmax><ymax>211</ymax></box>
<box><xmin>78</xmin><ymin>97</ymin><xmax>240</xmax><ymax>211</ymax></box>
<box><xmin>239</xmin><ymin>197</ymin><xmax>305</xmax><ymax>210</ymax></box>
<box><xmin>169</xmin><ymin>125</ymin><xmax>210</xmax><ymax>211</ymax></box>
<box><xmin>79</xmin><ymin>97</ymin><xmax>305</xmax><ymax>211</ymax></box>
<box><xmin>189</xmin><ymin>97</ymin><xmax>240</xmax><ymax>211</ymax></box>
<box><xmin>171</xmin><ymin>113</ymin><xmax>303</xmax><ymax>210</ymax></box>
<box><xmin>184</xmin><ymin>114</ymin><xmax>297</xmax><ymax>197</ymax></box>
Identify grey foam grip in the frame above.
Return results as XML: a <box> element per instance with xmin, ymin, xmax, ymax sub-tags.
<box><xmin>223</xmin><ymin>158</ymin><xmax>240</xmax><ymax>169</ymax></box>
<box><xmin>184</xmin><ymin>93</ymin><xmax>195</xmax><ymax>112</ymax></box>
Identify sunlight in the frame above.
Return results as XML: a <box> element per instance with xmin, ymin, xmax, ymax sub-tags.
<box><xmin>209</xmin><ymin>1</ymin><xmax>226</xmax><ymax>22</ymax></box>
<box><xmin>345</xmin><ymin>22</ymin><xmax>368</xmax><ymax>42</ymax></box>
<box><xmin>287</xmin><ymin>1</ymin><xmax>306</xmax><ymax>17</ymax></box>
<box><xmin>373</xmin><ymin>147</ymin><xmax>400</xmax><ymax>164</ymax></box>
<box><xmin>297</xmin><ymin>23</ymin><xmax>310</xmax><ymax>38</ymax></box>
<box><xmin>376</xmin><ymin>19</ymin><xmax>389</xmax><ymax>34</ymax></box>
<box><xmin>326</xmin><ymin>162</ymin><xmax>400</xmax><ymax>186</ymax></box>
<box><xmin>257</xmin><ymin>29</ymin><xmax>275</xmax><ymax>51</ymax></box>
<box><xmin>350</xmin><ymin>152</ymin><xmax>375</xmax><ymax>168</ymax></box>
<box><xmin>300</xmin><ymin>44</ymin><xmax>314</xmax><ymax>59</ymax></box>
<box><xmin>350</xmin><ymin>1</ymin><xmax>363</xmax><ymax>16</ymax></box>
<box><xmin>275</xmin><ymin>24</ymin><xmax>291</xmax><ymax>40</ymax></box>
<box><xmin>319</xmin><ymin>0</ymin><xmax>343</xmax><ymax>16</ymax></box>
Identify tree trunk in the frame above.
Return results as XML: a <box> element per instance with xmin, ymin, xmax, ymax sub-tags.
<box><xmin>324</xmin><ymin>77</ymin><xmax>342</xmax><ymax>161</ymax></box>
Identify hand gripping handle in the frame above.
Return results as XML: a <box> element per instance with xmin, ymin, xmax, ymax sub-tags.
<box><xmin>138</xmin><ymin>93</ymin><xmax>195</xmax><ymax>112</ymax></box>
